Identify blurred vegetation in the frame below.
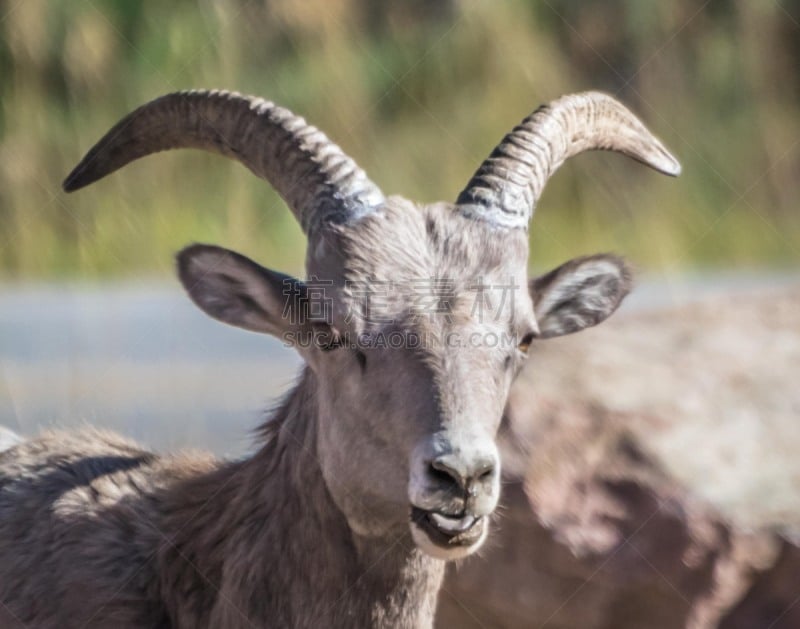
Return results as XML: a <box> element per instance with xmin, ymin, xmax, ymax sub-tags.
<box><xmin>0</xmin><ymin>0</ymin><xmax>798</xmax><ymax>279</ymax></box>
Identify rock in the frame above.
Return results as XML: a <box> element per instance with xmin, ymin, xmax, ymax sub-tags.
<box><xmin>438</xmin><ymin>287</ymin><xmax>800</xmax><ymax>628</ymax></box>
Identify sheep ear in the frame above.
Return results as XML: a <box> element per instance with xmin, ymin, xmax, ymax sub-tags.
<box><xmin>529</xmin><ymin>254</ymin><xmax>632</xmax><ymax>339</ymax></box>
<box><xmin>177</xmin><ymin>244</ymin><xmax>311</xmax><ymax>338</ymax></box>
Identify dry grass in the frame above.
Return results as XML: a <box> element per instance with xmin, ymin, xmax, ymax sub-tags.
<box><xmin>1</xmin><ymin>0</ymin><xmax>798</xmax><ymax>278</ymax></box>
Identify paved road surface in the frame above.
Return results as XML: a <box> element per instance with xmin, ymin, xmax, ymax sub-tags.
<box><xmin>1</xmin><ymin>272</ymin><xmax>797</xmax><ymax>456</ymax></box>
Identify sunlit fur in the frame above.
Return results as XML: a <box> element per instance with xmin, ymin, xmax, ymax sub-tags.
<box><xmin>0</xmin><ymin>197</ymin><xmax>632</xmax><ymax>628</ymax></box>
<box><xmin>0</xmin><ymin>88</ymin><xmax>659</xmax><ymax>627</ymax></box>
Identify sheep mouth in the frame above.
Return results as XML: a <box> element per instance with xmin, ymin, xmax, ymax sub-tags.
<box><xmin>410</xmin><ymin>507</ymin><xmax>485</xmax><ymax>549</ymax></box>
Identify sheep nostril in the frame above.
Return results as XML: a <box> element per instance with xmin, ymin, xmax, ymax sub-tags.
<box><xmin>428</xmin><ymin>461</ymin><xmax>461</xmax><ymax>488</ymax></box>
<box><xmin>476</xmin><ymin>461</ymin><xmax>496</xmax><ymax>482</ymax></box>
<box><xmin>428</xmin><ymin>456</ymin><xmax>496</xmax><ymax>491</ymax></box>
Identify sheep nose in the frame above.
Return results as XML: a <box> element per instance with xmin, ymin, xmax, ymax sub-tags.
<box><xmin>428</xmin><ymin>453</ymin><xmax>497</xmax><ymax>493</ymax></box>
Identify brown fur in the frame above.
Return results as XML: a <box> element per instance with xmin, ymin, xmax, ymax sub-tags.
<box><xmin>0</xmin><ymin>201</ymin><xmax>631</xmax><ymax>628</ymax></box>
<box><xmin>4</xmin><ymin>88</ymin><xmax>669</xmax><ymax>626</ymax></box>
<box><xmin>0</xmin><ymin>371</ymin><xmax>443</xmax><ymax>628</ymax></box>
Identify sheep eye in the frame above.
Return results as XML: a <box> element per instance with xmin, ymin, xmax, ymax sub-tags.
<box><xmin>319</xmin><ymin>327</ymin><xmax>342</xmax><ymax>352</ymax></box>
<box><xmin>517</xmin><ymin>332</ymin><xmax>536</xmax><ymax>355</ymax></box>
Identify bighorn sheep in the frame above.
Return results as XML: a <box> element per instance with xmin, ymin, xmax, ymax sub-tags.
<box><xmin>0</xmin><ymin>90</ymin><xmax>679</xmax><ymax>627</ymax></box>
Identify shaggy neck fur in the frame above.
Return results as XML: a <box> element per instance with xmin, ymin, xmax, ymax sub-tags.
<box><xmin>157</xmin><ymin>368</ymin><xmax>444</xmax><ymax>628</ymax></box>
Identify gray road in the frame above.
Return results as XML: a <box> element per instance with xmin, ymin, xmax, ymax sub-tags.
<box><xmin>1</xmin><ymin>283</ymin><xmax>300</xmax><ymax>456</ymax></box>
<box><xmin>1</xmin><ymin>272</ymin><xmax>797</xmax><ymax>457</ymax></box>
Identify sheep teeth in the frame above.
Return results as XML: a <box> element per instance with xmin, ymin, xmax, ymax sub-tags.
<box><xmin>431</xmin><ymin>513</ymin><xmax>476</xmax><ymax>533</ymax></box>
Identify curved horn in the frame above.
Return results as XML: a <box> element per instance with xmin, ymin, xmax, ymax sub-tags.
<box><xmin>63</xmin><ymin>90</ymin><xmax>384</xmax><ymax>232</ymax></box>
<box><xmin>456</xmin><ymin>91</ymin><xmax>681</xmax><ymax>229</ymax></box>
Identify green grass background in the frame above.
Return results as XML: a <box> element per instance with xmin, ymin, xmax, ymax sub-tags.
<box><xmin>1</xmin><ymin>0</ymin><xmax>798</xmax><ymax>279</ymax></box>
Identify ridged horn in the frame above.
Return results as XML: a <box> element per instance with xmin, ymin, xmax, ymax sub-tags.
<box><xmin>63</xmin><ymin>90</ymin><xmax>384</xmax><ymax>233</ymax></box>
<box><xmin>456</xmin><ymin>91</ymin><xmax>681</xmax><ymax>229</ymax></box>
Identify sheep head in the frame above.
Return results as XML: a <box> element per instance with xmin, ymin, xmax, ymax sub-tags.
<box><xmin>64</xmin><ymin>90</ymin><xmax>679</xmax><ymax>560</ymax></box>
